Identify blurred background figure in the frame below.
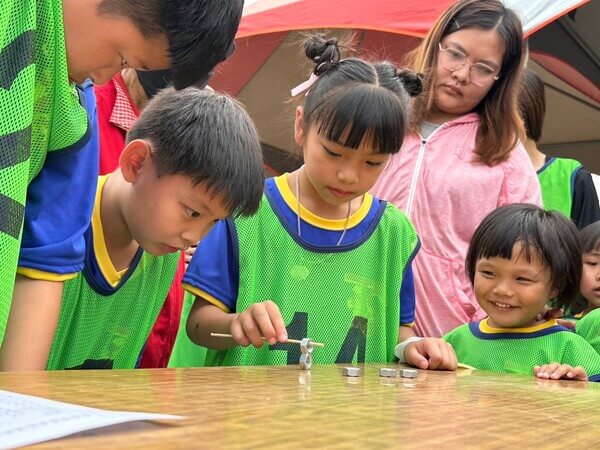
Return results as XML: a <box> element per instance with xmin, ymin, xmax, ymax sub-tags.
<box><xmin>518</xmin><ymin>68</ymin><xmax>600</xmax><ymax>229</ymax></box>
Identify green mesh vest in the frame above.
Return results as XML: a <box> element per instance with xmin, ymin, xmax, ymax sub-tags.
<box><xmin>576</xmin><ymin>308</ymin><xmax>600</xmax><ymax>356</ymax></box>
<box><xmin>46</xmin><ymin>251</ymin><xmax>179</xmax><ymax>370</ymax></box>
<box><xmin>168</xmin><ymin>291</ymin><xmax>208</xmax><ymax>367</ymax></box>
<box><xmin>0</xmin><ymin>0</ymin><xmax>88</xmax><ymax>340</ymax></box>
<box><xmin>205</xmin><ymin>197</ymin><xmax>419</xmax><ymax>367</ymax></box>
<box><xmin>444</xmin><ymin>321</ymin><xmax>600</xmax><ymax>378</ymax></box>
<box><xmin>538</xmin><ymin>158</ymin><xmax>581</xmax><ymax>218</ymax></box>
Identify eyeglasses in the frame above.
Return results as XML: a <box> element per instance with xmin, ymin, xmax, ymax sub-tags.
<box><xmin>438</xmin><ymin>43</ymin><xmax>500</xmax><ymax>87</ymax></box>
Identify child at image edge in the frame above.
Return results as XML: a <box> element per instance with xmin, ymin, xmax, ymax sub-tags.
<box><xmin>444</xmin><ymin>204</ymin><xmax>600</xmax><ymax>381</ymax></box>
<box><xmin>574</xmin><ymin>221</ymin><xmax>600</xmax><ymax>355</ymax></box>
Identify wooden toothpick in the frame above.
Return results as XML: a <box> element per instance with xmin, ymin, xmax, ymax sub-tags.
<box><xmin>210</xmin><ymin>332</ymin><xmax>325</xmax><ymax>348</ymax></box>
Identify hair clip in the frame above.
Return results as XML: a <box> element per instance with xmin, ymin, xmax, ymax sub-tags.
<box><xmin>291</xmin><ymin>73</ymin><xmax>319</xmax><ymax>97</ymax></box>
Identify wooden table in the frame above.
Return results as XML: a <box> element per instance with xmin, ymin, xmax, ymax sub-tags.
<box><xmin>2</xmin><ymin>364</ymin><xmax>600</xmax><ymax>449</ymax></box>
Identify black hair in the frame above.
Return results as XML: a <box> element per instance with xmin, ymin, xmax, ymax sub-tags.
<box><xmin>98</xmin><ymin>0</ymin><xmax>243</xmax><ymax>89</ymax></box>
<box><xmin>570</xmin><ymin>221</ymin><xmax>600</xmax><ymax>313</ymax></box>
<box><xmin>466</xmin><ymin>204</ymin><xmax>582</xmax><ymax>310</ymax></box>
<box><xmin>126</xmin><ymin>88</ymin><xmax>264</xmax><ymax>216</ymax></box>
<box><xmin>580</xmin><ymin>221</ymin><xmax>600</xmax><ymax>254</ymax></box>
<box><xmin>518</xmin><ymin>69</ymin><xmax>546</xmax><ymax>142</ymax></box>
<box><xmin>299</xmin><ymin>34</ymin><xmax>423</xmax><ymax>154</ymax></box>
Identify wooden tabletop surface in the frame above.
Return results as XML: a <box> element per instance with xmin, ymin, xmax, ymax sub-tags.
<box><xmin>2</xmin><ymin>364</ymin><xmax>600</xmax><ymax>449</ymax></box>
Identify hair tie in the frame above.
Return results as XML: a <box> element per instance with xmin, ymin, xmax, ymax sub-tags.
<box><xmin>291</xmin><ymin>73</ymin><xmax>319</xmax><ymax>97</ymax></box>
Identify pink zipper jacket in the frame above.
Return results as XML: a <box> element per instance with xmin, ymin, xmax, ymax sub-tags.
<box><xmin>371</xmin><ymin>113</ymin><xmax>542</xmax><ymax>337</ymax></box>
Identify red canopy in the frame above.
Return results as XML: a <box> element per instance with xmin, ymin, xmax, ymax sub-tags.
<box><xmin>211</xmin><ymin>0</ymin><xmax>599</xmax><ymax>172</ymax></box>
<box><xmin>239</xmin><ymin>0</ymin><xmax>455</xmax><ymax>38</ymax></box>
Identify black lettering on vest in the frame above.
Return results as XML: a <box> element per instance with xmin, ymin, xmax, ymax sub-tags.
<box><xmin>335</xmin><ymin>316</ymin><xmax>368</xmax><ymax>363</ymax></box>
<box><xmin>269</xmin><ymin>311</ymin><xmax>308</xmax><ymax>364</ymax></box>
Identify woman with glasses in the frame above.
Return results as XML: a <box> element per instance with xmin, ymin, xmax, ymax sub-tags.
<box><xmin>371</xmin><ymin>0</ymin><xmax>542</xmax><ymax>338</ymax></box>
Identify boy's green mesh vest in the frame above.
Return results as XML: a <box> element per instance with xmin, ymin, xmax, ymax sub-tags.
<box><xmin>538</xmin><ymin>158</ymin><xmax>581</xmax><ymax>218</ymax></box>
<box><xmin>444</xmin><ymin>322</ymin><xmax>600</xmax><ymax>378</ymax></box>
<box><xmin>46</xmin><ymin>251</ymin><xmax>179</xmax><ymax>370</ymax></box>
<box><xmin>205</xmin><ymin>197</ymin><xmax>418</xmax><ymax>366</ymax></box>
<box><xmin>0</xmin><ymin>0</ymin><xmax>88</xmax><ymax>340</ymax></box>
<box><xmin>576</xmin><ymin>308</ymin><xmax>600</xmax><ymax>356</ymax></box>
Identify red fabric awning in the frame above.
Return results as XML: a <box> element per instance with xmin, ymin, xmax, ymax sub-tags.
<box><xmin>239</xmin><ymin>0</ymin><xmax>455</xmax><ymax>39</ymax></box>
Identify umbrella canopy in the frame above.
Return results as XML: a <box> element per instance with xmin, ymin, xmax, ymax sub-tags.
<box><xmin>211</xmin><ymin>0</ymin><xmax>599</xmax><ymax>173</ymax></box>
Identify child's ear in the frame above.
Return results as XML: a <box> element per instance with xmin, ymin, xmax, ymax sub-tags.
<box><xmin>120</xmin><ymin>140</ymin><xmax>152</xmax><ymax>182</ymax></box>
<box><xmin>294</xmin><ymin>106</ymin><xmax>306</xmax><ymax>146</ymax></box>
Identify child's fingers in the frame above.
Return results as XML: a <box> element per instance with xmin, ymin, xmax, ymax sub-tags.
<box><xmin>246</xmin><ymin>303</ymin><xmax>278</xmax><ymax>346</ymax></box>
<box><xmin>549</xmin><ymin>364</ymin><xmax>571</xmax><ymax>380</ymax></box>
<box><xmin>534</xmin><ymin>362</ymin><xmax>560</xmax><ymax>379</ymax></box>
<box><xmin>432</xmin><ymin>340</ymin><xmax>456</xmax><ymax>370</ymax></box>
<box><xmin>542</xmin><ymin>362</ymin><xmax>561</xmax><ymax>379</ymax></box>
<box><xmin>569</xmin><ymin>366</ymin><xmax>588</xmax><ymax>381</ymax></box>
<box><xmin>534</xmin><ymin>364</ymin><xmax>550</xmax><ymax>378</ymax></box>
<box><xmin>264</xmin><ymin>301</ymin><xmax>288</xmax><ymax>342</ymax></box>
<box><xmin>413</xmin><ymin>339</ymin><xmax>454</xmax><ymax>370</ymax></box>
<box><xmin>238</xmin><ymin>309</ymin><xmax>267</xmax><ymax>348</ymax></box>
<box><xmin>424</xmin><ymin>342</ymin><xmax>444</xmax><ymax>370</ymax></box>
<box><xmin>404</xmin><ymin>345</ymin><xmax>429</xmax><ymax>369</ymax></box>
<box><xmin>230</xmin><ymin>316</ymin><xmax>250</xmax><ymax>347</ymax></box>
<box><xmin>249</xmin><ymin>301</ymin><xmax>286</xmax><ymax>346</ymax></box>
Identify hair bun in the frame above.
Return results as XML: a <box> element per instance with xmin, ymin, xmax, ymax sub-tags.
<box><xmin>397</xmin><ymin>70</ymin><xmax>423</xmax><ymax>97</ymax></box>
<box><xmin>304</xmin><ymin>33</ymin><xmax>341</xmax><ymax>75</ymax></box>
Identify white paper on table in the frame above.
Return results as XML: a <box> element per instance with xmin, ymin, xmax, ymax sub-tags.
<box><xmin>0</xmin><ymin>389</ymin><xmax>184</xmax><ymax>449</ymax></box>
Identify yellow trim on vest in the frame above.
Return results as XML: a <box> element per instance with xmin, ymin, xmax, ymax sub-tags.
<box><xmin>17</xmin><ymin>267</ymin><xmax>77</xmax><ymax>281</ymax></box>
<box><xmin>275</xmin><ymin>173</ymin><xmax>372</xmax><ymax>230</ymax></box>
<box><xmin>92</xmin><ymin>176</ymin><xmax>125</xmax><ymax>288</ymax></box>
<box><xmin>183</xmin><ymin>283</ymin><xmax>231</xmax><ymax>313</ymax></box>
<box><xmin>479</xmin><ymin>318</ymin><xmax>560</xmax><ymax>334</ymax></box>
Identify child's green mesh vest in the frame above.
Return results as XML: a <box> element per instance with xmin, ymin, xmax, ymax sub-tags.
<box><xmin>205</xmin><ymin>197</ymin><xmax>418</xmax><ymax>366</ymax></box>
<box><xmin>0</xmin><ymin>0</ymin><xmax>88</xmax><ymax>340</ymax></box>
<box><xmin>46</xmin><ymin>251</ymin><xmax>179</xmax><ymax>369</ymax></box>
<box><xmin>444</xmin><ymin>322</ymin><xmax>600</xmax><ymax>378</ymax></box>
<box><xmin>538</xmin><ymin>158</ymin><xmax>581</xmax><ymax>218</ymax></box>
<box><xmin>576</xmin><ymin>308</ymin><xmax>600</xmax><ymax>356</ymax></box>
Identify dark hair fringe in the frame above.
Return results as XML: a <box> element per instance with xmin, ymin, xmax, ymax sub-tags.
<box><xmin>580</xmin><ymin>221</ymin><xmax>600</xmax><ymax>254</ymax></box>
<box><xmin>126</xmin><ymin>88</ymin><xmax>264</xmax><ymax>216</ymax></box>
<box><xmin>465</xmin><ymin>204</ymin><xmax>582</xmax><ymax>311</ymax></box>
